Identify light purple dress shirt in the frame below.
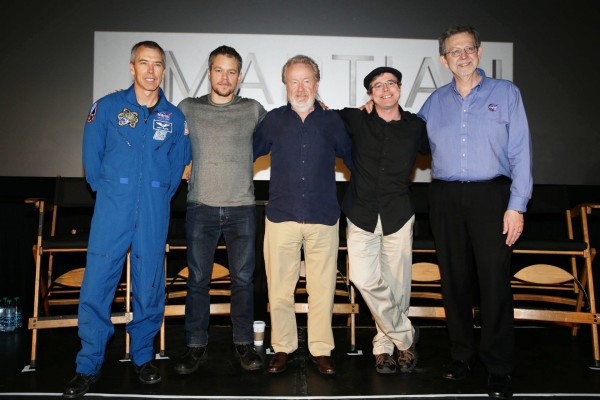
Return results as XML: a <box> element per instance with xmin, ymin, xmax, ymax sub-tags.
<box><xmin>418</xmin><ymin>68</ymin><xmax>533</xmax><ymax>212</ymax></box>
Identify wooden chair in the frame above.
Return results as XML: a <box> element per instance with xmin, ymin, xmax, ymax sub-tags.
<box><xmin>409</xmin><ymin>183</ymin><xmax>444</xmax><ymax>319</ymax></box>
<box><xmin>161</xmin><ymin>263</ymin><xmax>231</xmax><ymax>355</ymax></box>
<box><xmin>159</xmin><ymin>182</ymin><xmax>229</xmax><ymax>355</ymax></box>
<box><xmin>161</xmin><ymin>181</ymin><xmax>359</xmax><ymax>353</ymax></box>
<box><xmin>510</xmin><ymin>189</ymin><xmax>598</xmax><ymax>368</ymax></box>
<box><xmin>288</xmin><ymin>258</ymin><xmax>360</xmax><ymax>352</ymax></box>
<box><xmin>164</xmin><ymin>262</ymin><xmax>232</xmax><ymax>314</ymax></box>
<box><xmin>265</xmin><ymin>214</ymin><xmax>360</xmax><ymax>352</ymax></box>
<box><xmin>337</xmin><ymin>219</ymin><xmax>360</xmax><ymax>353</ymax></box>
<box><xmin>407</xmin><ymin>183</ymin><xmax>599</xmax><ymax>368</ymax></box>
<box><xmin>26</xmin><ymin>177</ymin><xmax>132</xmax><ymax>368</ymax></box>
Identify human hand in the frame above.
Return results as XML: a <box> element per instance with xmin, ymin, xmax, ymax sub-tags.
<box><xmin>183</xmin><ymin>162</ymin><xmax>192</xmax><ymax>183</ymax></box>
<box><xmin>359</xmin><ymin>100</ymin><xmax>374</xmax><ymax>113</ymax></box>
<box><xmin>503</xmin><ymin>210</ymin><xmax>524</xmax><ymax>246</ymax></box>
<box><xmin>318</xmin><ymin>100</ymin><xmax>330</xmax><ymax>110</ymax></box>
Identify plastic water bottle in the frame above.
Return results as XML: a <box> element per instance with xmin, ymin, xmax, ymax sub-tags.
<box><xmin>14</xmin><ymin>297</ymin><xmax>22</xmax><ymax>329</ymax></box>
<box><xmin>4</xmin><ymin>299</ymin><xmax>15</xmax><ymax>332</ymax></box>
<box><xmin>0</xmin><ymin>298</ymin><xmax>6</xmax><ymax>332</ymax></box>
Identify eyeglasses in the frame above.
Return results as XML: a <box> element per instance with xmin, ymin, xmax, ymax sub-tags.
<box><xmin>445</xmin><ymin>45</ymin><xmax>478</xmax><ymax>58</ymax></box>
<box><xmin>371</xmin><ymin>80</ymin><xmax>399</xmax><ymax>91</ymax></box>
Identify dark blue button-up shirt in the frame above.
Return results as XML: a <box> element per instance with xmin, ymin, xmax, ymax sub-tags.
<box><xmin>253</xmin><ymin>102</ymin><xmax>352</xmax><ymax>226</ymax></box>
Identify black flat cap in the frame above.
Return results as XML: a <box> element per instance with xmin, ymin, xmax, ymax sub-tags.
<box><xmin>363</xmin><ymin>66</ymin><xmax>402</xmax><ymax>90</ymax></box>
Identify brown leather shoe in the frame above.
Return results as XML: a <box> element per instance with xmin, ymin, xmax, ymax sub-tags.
<box><xmin>267</xmin><ymin>352</ymin><xmax>288</xmax><ymax>373</ymax></box>
<box><xmin>310</xmin><ymin>355</ymin><xmax>336</xmax><ymax>375</ymax></box>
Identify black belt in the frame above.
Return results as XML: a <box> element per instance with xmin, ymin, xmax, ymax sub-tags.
<box><xmin>433</xmin><ymin>175</ymin><xmax>511</xmax><ymax>184</ymax></box>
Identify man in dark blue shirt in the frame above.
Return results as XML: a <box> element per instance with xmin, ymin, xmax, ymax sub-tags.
<box><xmin>253</xmin><ymin>55</ymin><xmax>351</xmax><ymax>375</ymax></box>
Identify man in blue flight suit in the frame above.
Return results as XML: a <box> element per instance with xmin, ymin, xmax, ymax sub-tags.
<box><xmin>63</xmin><ymin>41</ymin><xmax>191</xmax><ymax>399</ymax></box>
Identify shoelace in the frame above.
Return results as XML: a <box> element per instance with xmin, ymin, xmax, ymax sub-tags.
<box><xmin>397</xmin><ymin>348</ymin><xmax>416</xmax><ymax>363</ymax></box>
<box><xmin>376</xmin><ymin>353</ymin><xmax>396</xmax><ymax>366</ymax></box>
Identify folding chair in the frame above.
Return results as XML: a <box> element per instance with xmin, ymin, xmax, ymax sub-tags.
<box><xmin>511</xmin><ymin>186</ymin><xmax>598</xmax><ymax>367</ymax></box>
<box><xmin>26</xmin><ymin>177</ymin><xmax>132</xmax><ymax>368</ymax></box>
<box><xmin>407</xmin><ymin>183</ymin><xmax>599</xmax><ymax>368</ymax></box>
<box><xmin>266</xmin><ymin>214</ymin><xmax>360</xmax><ymax>352</ymax></box>
<box><xmin>159</xmin><ymin>182</ymin><xmax>230</xmax><ymax>355</ymax></box>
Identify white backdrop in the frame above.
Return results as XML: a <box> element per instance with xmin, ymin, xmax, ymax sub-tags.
<box><xmin>94</xmin><ymin>32</ymin><xmax>513</xmax><ymax>181</ymax></box>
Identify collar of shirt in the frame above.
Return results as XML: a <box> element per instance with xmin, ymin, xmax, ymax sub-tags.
<box><xmin>450</xmin><ymin>68</ymin><xmax>485</xmax><ymax>97</ymax></box>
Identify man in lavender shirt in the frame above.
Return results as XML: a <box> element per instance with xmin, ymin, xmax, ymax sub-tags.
<box><xmin>418</xmin><ymin>25</ymin><xmax>532</xmax><ymax>400</ymax></box>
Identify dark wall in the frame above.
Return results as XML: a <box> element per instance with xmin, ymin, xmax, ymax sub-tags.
<box><xmin>1</xmin><ymin>0</ymin><xmax>599</xmax><ymax>183</ymax></box>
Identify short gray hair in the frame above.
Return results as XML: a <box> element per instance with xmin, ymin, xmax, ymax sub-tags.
<box><xmin>438</xmin><ymin>25</ymin><xmax>481</xmax><ymax>56</ymax></box>
<box><xmin>281</xmin><ymin>55</ymin><xmax>320</xmax><ymax>84</ymax></box>
<box><xmin>130</xmin><ymin>41</ymin><xmax>166</xmax><ymax>65</ymax></box>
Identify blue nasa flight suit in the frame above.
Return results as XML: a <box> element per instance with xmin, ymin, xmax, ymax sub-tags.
<box><xmin>77</xmin><ymin>85</ymin><xmax>190</xmax><ymax>375</ymax></box>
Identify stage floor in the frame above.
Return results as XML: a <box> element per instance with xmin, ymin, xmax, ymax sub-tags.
<box><xmin>1</xmin><ymin>320</ymin><xmax>599</xmax><ymax>399</ymax></box>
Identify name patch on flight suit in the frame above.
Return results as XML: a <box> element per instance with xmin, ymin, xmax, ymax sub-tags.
<box><xmin>152</xmin><ymin>114</ymin><xmax>173</xmax><ymax>141</ymax></box>
<box><xmin>118</xmin><ymin>108</ymin><xmax>139</xmax><ymax>128</ymax></box>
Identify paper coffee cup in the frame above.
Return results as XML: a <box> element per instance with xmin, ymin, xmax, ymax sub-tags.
<box><xmin>253</xmin><ymin>320</ymin><xmax>266</xmax><ymax>346</ymax></box>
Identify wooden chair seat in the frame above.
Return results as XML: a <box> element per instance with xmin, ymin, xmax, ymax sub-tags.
<box><xmin>408</xmin><ymin>183</ymin><xmax>599</xmax><ymax>367</ymax></box>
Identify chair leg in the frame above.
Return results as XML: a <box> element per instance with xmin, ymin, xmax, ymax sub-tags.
<box><xmin>588</xmin><ymin>317</ymin><xmax>599</xmax><ymax>368</ymax></box>
<box><xmin>583</xmin><ymin>257</ymin><xmax>600</xmax><ymax>367</ymax></box>
<box><xmin>571</xmin><ymin>266</ymin><xmax>588</xmax><ymax>337</ymax></box>
<box><xmin>30</xmin><ymin>241</ymin><xmax>43</xmax><ymax>368</ymax></box>
<box><xmin>125</xmin><ymin>332</ymin><xmax>130</xmax><ymax>360</ymax></box>
<box><xmin>577</xmin><ymin>209</ymin><xmax>600</xmax><ymax>367</ymax></box>
<box><xmin>345</xmin><ymin>250</ymin><xmax>357</xmax><ymax>352</ymax></box>
<box><xmin>30</xmin><ymin>326</ymin><xmax>38</xmax><ymax>368</ymax></box>
<box><xmin>44</xmin><ymin>254</ymin><xmax>55</xmax><ymax>316</ymax></box>
<box><xmin>350</xmin><ymin>285</ymin><xmax>356</xmax><ymax>352</ymax></box>
<box><xmin>160</xmin><ymin>318</ymin><xmax>166</xmax><ymax>357</ymax></box>
<box><xmin>124</xmin><ymin>250</ymin><xmax>132</xmax><ymax>360</ymax></box>
<box><xmin>160</xmin><ymin>255</ymin><xmax>167</xmax><ymax>356</ymax></box>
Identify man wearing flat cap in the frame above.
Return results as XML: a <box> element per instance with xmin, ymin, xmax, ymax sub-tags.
<box><xmin>336</xmin><ymin>66</ymin><xmax>429</xmax><ymax>374</ymax></box>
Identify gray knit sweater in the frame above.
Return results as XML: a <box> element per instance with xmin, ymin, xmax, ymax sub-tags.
<box><xmin>178</xmin><ymin>95</ymin><xmax>266</xmax><ymax>207</ymax></box>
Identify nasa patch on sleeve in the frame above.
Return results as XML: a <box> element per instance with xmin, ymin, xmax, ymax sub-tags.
<box><xmin>86</xmin><ymin>102</ymin><xmax>98</xmax><ymax>123</ymax></box>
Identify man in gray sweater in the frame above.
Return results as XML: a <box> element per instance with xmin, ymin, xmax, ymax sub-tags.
<box><xmin>174</xmin><ymin>45</ymin><xmax>267</xmax><ymax>373</ymax></box>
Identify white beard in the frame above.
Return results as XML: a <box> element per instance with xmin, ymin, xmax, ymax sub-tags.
<box><xmin>290</xmin><ymin>96</ymin><xmax>315</xmax><ymax>113</ymax></box>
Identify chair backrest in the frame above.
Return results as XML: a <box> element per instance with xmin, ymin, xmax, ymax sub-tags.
<box><xmin>410</xmin><ymin>183</ymin><xmax>436</xmax><ymax>253</ymax></box>
<box><xmin>54</xmin><ymin>177</ymin><xmax>96</xmax><ymax>207</ymax></box>
<box><xmin>166</xmin><ymin>180</ymin><xmax>188</xmax><ymax>244</ymax></box>
<box><xmin>50</xmin><ymin>177</ymin><xmax>96</xmax><ymax>237</ymax></box>
<box><xmin>410</xmin><ymin>182</ymin><xmax>430</xmax><ymax>215</ymax></box>
<box><xmin>521</xmin><ymin>184</ymin><xmax>570</xmax><ymax>241</ymax></box>
<box><xmin>170</xmin><ymin>180</ymin><xmax>188</xmax><ymax>213</ymax></box>
<box><xmin>513</xmin><ymin>184</ymin><xmax>586</xmax><ymax>274</ymax></box>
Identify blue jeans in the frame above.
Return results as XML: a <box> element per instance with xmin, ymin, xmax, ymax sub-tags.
<box><xmin>184</xmin><ymin>202</ymin><xmax>256</xmax><ymax>346</ymax></box>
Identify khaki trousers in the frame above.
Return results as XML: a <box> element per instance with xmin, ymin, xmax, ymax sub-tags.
<box><xmin>264</xmin><ymin>218</ymin><xmax>339</xmax><ymax>356</ymax></box>
<box><xmin>347</xmin><ymin>215</ymin><xmax>416</xmax><ymax>355</ymax></box>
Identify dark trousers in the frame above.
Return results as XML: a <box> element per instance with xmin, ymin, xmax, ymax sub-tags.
<box><xmin>184</xmin><ymin>202</ymin><xmax>256</xmax><ymax>346</ymax></box>
<box><xmin>429</xmin><ymin>178</ymin><xmax>515</xmax><ymax>375</ymax></box>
